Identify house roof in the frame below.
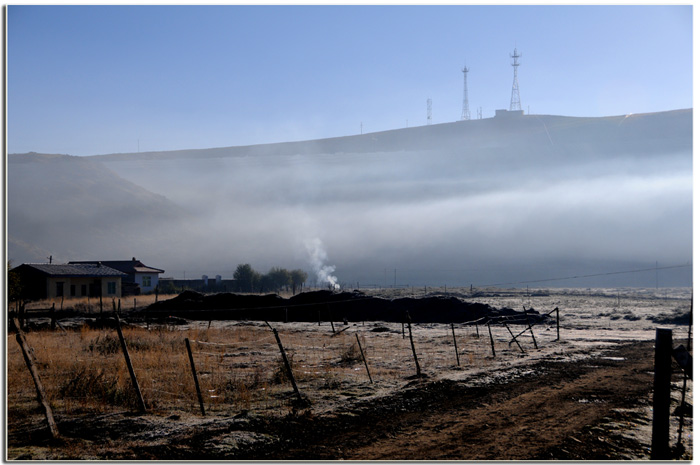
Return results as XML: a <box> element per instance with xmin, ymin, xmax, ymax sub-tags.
<box><xmin>69</xmin><ymin>259</ymin><xmax>164</xmax><ymax>274</ymax></box>
<box><xmin>18</xmin><ymin>263</ymin><xmax>127</xmax><ymax>277</ymax></box>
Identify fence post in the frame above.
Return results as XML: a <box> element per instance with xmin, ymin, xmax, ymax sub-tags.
<box><xmin>50</xmin><ymin>303</ymin><xmax>56</xmax><ymax>330</ymax></box>
<box><xmin>451</xmin><ymin>323</ymin><xmax>460</xmax><ymax>366</ymax></box>
<box><xmin>504</xmin><ymin>322</ymin><xmax>525</xmax><ymax>353</ymax></box>
<box><xmin>115</xmin><ymin>314</ymin><xmax>147</xmax><ymax>413</ymax></box>
<box><xmin>185</xmin><ymin>338</ymin><xmax>206</xmax><ymax>416</ymax></box>
<box><xmin>525</xmin><ymin>312</ymin><xmax>538</xmax><ymax>349</ymax></box>
<box><xmin>12</xmin><ymin>318</ymin><xmax>60</xmax><ymax>439</ymax></box>
<box><xmin>651</xmin><ymin>328</ymin><xmax>673</xmax><ymax>460</ymax></box>
<box><xmin>356</xmin><ymin>333</ymin><xmax>373</xmax><ymax>384</ymax></box>
<box><xmin>487</xmin><ymin>321</ymin><xmax>496</xmax><ymax>357</ymax></box>
<box><xmin>555</xmin><ymin>307</ymin><xmax>560</xmax><ymax>341</ymax></box>
<box><xmin>406</xmin><ymin>312</ymin><xmax>422</xmax><ymax>377</ymax></box>
<box><xmin>266</xmin><ymin>322</ymin><xmax>304</xmax><ymax>403</ymax></box>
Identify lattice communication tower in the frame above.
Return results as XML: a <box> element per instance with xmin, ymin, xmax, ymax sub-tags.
<box><xmin>509</xmin><ymin>48</ymin><xmax>522</xmax><ymax>111</ymax></box>
<box><xmin>461</xmin><ymin>66</ymin><xmax>471</xmax><ymax>120</ymax></box>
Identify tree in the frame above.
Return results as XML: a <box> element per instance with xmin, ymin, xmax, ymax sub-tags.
<box><xmin>266</xmin><ymin>267</ymin><xmax>291</xmax><ymax>294</ymax></box>
<box><xmin>233</xmin><ymin>264</ymin><xmax>260</xmax><ymax>293</ymax></box>
<box><xmin>290</xmin><ymin>269</ymin><xmax>308</xmax><ymax>295</ymax></box>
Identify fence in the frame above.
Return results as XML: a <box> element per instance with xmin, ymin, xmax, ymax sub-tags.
<box><xmin>7</xmin><ymin>309</ymin><xmax>561</xmax><ymax>436</ymax></box>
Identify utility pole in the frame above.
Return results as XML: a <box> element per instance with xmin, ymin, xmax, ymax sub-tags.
<box><xmin>427</xmin><ymin>98</ymin><xmax>432</xmax><ymax>125</ymax></box>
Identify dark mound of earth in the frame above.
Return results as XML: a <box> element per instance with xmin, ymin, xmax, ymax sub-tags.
<box><xmin>138</xmin><ymin>290</ymin><xmax>546</xmax><ymax>324</ymax></box>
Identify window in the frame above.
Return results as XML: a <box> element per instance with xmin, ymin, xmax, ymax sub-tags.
<box><xmin>70</xmin><ymin>285</ymin><xmax>76</xmax><ymax>297</ymax></box>
<box><xmin>107</xmin><ymin>282</ymin><xmax>117</xmax><ymax>295</ymax></box>
<box><xmin>56</xmin><ymin>282</ymin><xmax>64</xmax><ymax>297</ymax></box>
<box><xmin>142</xmin><ymin>276</ymin><xmax>152</xmax><ymax>287</ymax></box>
<box><xmin>81</xmin><ymin>284</ymin><xmax>87</xmax><ymax>296</ymax></box>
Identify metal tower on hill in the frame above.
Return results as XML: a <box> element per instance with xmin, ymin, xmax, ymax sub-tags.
<box><xmin>427</xmin><ymin>98</ymin><xmax>432</xmax><ymax>125</ymax></box>
<box><xmin>509</xmin><ymin>48</ymin><xmax>522</xmax><ymax>111</ymax></box>
<box><xmin>461</xmin><ymin>66</ymin><xmax>471</xmax><ymax>120</ymax></box>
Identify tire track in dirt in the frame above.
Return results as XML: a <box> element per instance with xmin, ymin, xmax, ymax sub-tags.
<box><xmin>268</xmin><ymin>341</ymin><xmax>655</xmax><ymax>460</ymax></box>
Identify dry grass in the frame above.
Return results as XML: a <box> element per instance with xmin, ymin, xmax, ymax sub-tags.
<box><xmin>7</xmin><ymin>320</ymin><xmax>512</xmax><ymax>424</ymax></box>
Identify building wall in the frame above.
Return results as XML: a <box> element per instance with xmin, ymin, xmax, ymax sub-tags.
<box><xmin>46</xmin><ymin>276</ymin><xmax>122</xmax><ymax>299</ymax></box>
<box><xmin>135</xmin><ymin>273</ymin><xmax>159</xmax><ymax>293</ymax></box>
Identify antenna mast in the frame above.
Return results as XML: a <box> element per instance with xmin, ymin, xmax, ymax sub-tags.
<box><xmin>509</xmin><ymin>47</ymin><xmax>522</xmax><ymax>111</ymax></box>
<box><xmin>461</xmin><ymin>66</ymin><xmax>470</xmax><ymax>120</ymax></box>
<box><xmin>427</xmin><ymin>98</ymin><xmax>432</xmax><ymax>125</ymax></box>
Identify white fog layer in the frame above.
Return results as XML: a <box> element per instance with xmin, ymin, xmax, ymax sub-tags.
<box><xmin>8</xmin><ymin>110</ymin><xmax>692</xmax><ymax>287</ymax></box>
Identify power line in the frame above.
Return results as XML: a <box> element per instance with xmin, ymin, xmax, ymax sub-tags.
<box><xmin>477</xmin><ymin>263</ymin><xmax>691</xmax><ymax>288</ymax></box>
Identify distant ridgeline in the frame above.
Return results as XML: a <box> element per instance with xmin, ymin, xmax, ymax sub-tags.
<box><xmin>81</xmin><ymin>109</ymin><xmax>691</xmax><ymax>161</ymax></box>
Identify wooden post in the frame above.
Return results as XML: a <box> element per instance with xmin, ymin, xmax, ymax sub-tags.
<box><xmin>267</xmin><ymin>323</ymin><xmax>303</xmax><ymax>403</ymax></box>
<box><xmin>118</xmin><ymin>299</ymin><xmax>121</xmax><ymax>315</ymax></box>
<box><xmin>115</xmin><ymin>315</ymin><xmax>147</xmax><ymax>413</ymax></box>
<box><xmin>555</xmin><ymin>307</ymin><xmax>560</xmax><ymax>341</ymax></box>
<box><xmin>185</xmin><ymin>338</ymin><xmax>206</xmax><ymax>416</ymax></box>
<box><xmin>50</xmin><ymin>303</ymin><xmax>56</xmax><ymax>330</ymax></box>
<box><xmin>487</xmin><ymin>321</ymin><xmax>496</xmax><ymax>357</ymax></box>
<box><xmin>285</xmin><ymin>308</ymin><xmax>288</xmax><ymax>323</ymax></box>
<box><xmin>406</xmin><ymin>313</ymin><xmax>421</xmax><ymax>377</ymax></box>
<box><xmin>451</xmin><ymin>323</ymin><xmax>460</xmax><ymax>366</ymax></box>
<box><xmin>402</xmin><ymin>321</ymin><xmax>405</xmax><ymax>339</ymax></box>
<box><xmin>651</xmin><ymin>328</ymin><xmax>673</xmax><ymax>460</ymax></box>
<box><xmin>525</xmin><ymin>313</ymin><xmax>538</xmax><ymax>349</ymax></box>
<box><xmin>475</xmin><ymin>322</ymin><xmax>479</xmax><ymax>339</ymax></box>
<box><xmin>12</xmin><ymin>319</ymin><xmax>60</xmax><ymax>439</ymax></box>
<box><xmin>318</xmin><ymin>309</ymin><xmax>321</xmax><ymax>326</ymax></box>
<box><xmin>355</xmin><ymin>333</ymin><xmax>373</xmax><ymax>384</ymax></box>
<box><xmin>99</xmin><ymin>294</ymin><xmax>103</xmax><ymax>317</ymax></box>
<box><xmin>504</xmin><ymin>322</ymin><xmax>525</xmax><ymax>353</ymax></box>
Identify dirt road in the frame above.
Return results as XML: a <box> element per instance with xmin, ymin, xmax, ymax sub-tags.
<box><xmin>242</xmin><ymin>339</ymin><xmax>677</xmax><ymax>460</ymax></box>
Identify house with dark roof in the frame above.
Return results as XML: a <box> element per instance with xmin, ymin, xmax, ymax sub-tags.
<box><xmin>69</xmin><ymin>258</ymin><xmax>164</xmax><ymax>294</ymax></box>
<box><xmin>11</xmin><ymin>263</ymin><xmax>127</xmax><ymax>301</ymax></box>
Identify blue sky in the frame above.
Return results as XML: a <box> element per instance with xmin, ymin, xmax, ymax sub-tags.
<box><xmin>7</xmin><ymin>4</ymin><xmax>693</xmax><ymax>156</ymax></box>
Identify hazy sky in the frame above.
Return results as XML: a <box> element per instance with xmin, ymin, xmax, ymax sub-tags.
<box><xmin>7</xmin><ymin>4</ymin><xmax>693</xmax><ymax>156</ymax></box>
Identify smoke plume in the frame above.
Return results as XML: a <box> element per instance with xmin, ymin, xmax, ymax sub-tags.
<box><xmin>305</xmin><ymin>237</ymin><xmax>340</xmax><ymax>290</ymax></box>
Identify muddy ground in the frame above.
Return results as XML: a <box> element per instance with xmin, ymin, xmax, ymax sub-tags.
<box><xmin>6</xmin><ymin>287</ymin><xmax>693</xmax><ymax>460</ymax></box>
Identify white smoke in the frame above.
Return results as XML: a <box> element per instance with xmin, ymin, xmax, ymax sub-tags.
<box><xmin>305</xmin><ymin>237</ymin><xmax>340</xmax><ymax>290</ymax></box>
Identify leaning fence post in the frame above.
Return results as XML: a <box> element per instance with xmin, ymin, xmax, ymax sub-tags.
<box><xmin>487</xmin><ymin>320</ymin><xmax>496</xmax><ymax>357</ymax></box>
<box><xmin>355</xmin><ymin>333</ymin><xmax>373</xmax><ymax>384</ymax></box>
<box><xmin>266</xmin><ymin>322</ymin><xmax>304</xmax><ymax>403</ymax></box>
<box><xmin>451</xmin><ymin>323</ymin><xmax>460</xmax><ymax>366</ymax></box>
<box><xmin>406</xmin><ymin>312</ymin><xmax>422</xmax><ymax>377</ymax></box>
<box><xmin>115</xmin><ymin>314</ymin><xmax>147</xmax><ymax>413</ymax></box>
<box><xmin>12</xmin><ymin>318</ymin><xmax>60</xmax><ymax>440</ymax></box>
<box><xmin>185</xmin><ymin>338</ymin><xmax>206</xmax><ymax>416</ymax></box>
<box><xmin>651</xmin><ymin>328</ymin><xmax>673</xmax><ymax>460</ymax></box>
<box><xmin>504</xmin><ymin>322</ymin><xmax>525</xmax><ymax>353</ymax></box>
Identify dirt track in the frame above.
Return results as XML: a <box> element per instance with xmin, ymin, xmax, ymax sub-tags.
<box><xmin>246</xmin><ymin>340</ymin><xmax>681</xmax><ymax>460</ymax></box>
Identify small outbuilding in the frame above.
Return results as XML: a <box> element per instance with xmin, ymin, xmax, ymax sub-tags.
<box><xmin>11</xmin><ymin>263</ymin><xmax>127</xmax><ymax>301</ymax></box>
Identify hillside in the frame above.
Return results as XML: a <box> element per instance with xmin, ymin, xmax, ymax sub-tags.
<box><xmin>7</xmin><ymin>153</ymin><xmax>185</xmax><ymax>264</ymax></box>
<box><xmin>87</xmin><ymin>110</ymin><xmax>691</xmax><ymax>162</ymax></box>
<box><xmin>7</xmin><ymin>110</ymin><xmax>693</xmax><ymax>287</ymax></box>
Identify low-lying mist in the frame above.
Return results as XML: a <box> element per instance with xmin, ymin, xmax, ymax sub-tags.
<box><xmin>103</xmin><ymin>145</ymin><xmax>692</xmax><ymax>287</ymax></box>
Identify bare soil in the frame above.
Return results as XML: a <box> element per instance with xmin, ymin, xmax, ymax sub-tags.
<box><xmin>6</xmin><ymin>287</ymin><xmax>693</xmax><ymax>460</ymax></box>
